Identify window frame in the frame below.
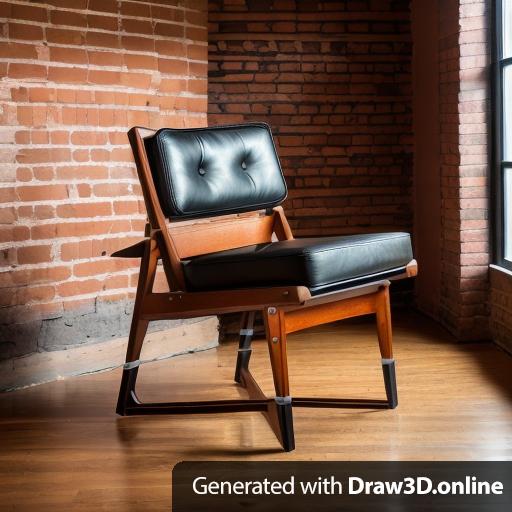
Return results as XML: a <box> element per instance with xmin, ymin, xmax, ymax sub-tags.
<box><xmin>493</xmin><ymin>0</ymin><xmax>512</xmax><ymax>271</ymax></box>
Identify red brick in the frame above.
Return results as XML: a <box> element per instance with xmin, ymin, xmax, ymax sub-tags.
<box><xmin>121</xmin><ymin>35</ymin><xmax>154</xmax><ymax>52</ymax></box>
<box><xmin>119</xmin><ymin>72</ymin><xmax>152</xmax><ymax>89</ymax></box>
<box><xmin>155</xmin><ymin>40</ymin><xmax>185</xmax><ymax>58</ymax></box>
<box><xmin>56</xmin><ymin>202</ymin><xmax>112</xmax><ymax>218</ymax></box>
<box><xmin>57</xmin><ymin>279</ymin><xmax>102</xmax><ymax>297</ymax></box>
<box><xmin>88</xmin><ymin>0</ymin><xmax>118</xmax><ymax>13</ymax></box>
<box><xmin>152</xmin><ymin>5</ymin><xmax>184</xmax><ymax>22</ymax></box>
<box><xmin>50</xmin><ymin>131</ymin><xmax>70</xmax><ymax>145</ymax></box>
<box><xmin>188</xmin><ymin>79</ymin><xmax>207</xmax><ymax>94</ymax></box>
<box><xmin>121</xmin><ymin>1</ymin><xmax>150</xmax><ymax>17</ymax></box>
<box><xmin>86</xmin><ymin>31</ymin><xmax>120</xmax><ymax>49</ymax></box>
<box><xmin>46</xmin><ymin>0</ymin><xmax>87</xmax><ymax>8</ymax></box>
<box><xmin>123</xmin><ymin>54</ymin><xmax>157</xmax><ymax>70</ymax></box>
<box><xmin>11</xmin><ymin>3</ymin><xmax>47</xmax><ymax>22</ymax></box>
<box><xmin>17</xmin><ymin>245</ymin><xmax>52</xmax><ymax>264</ymax></box>
<box><xmin>50</xmin><ymin>9</ymin><xmax>87</xmax><ymax>27</ymax></box>
<box><xmin>10</xmin><ymin>266</ymin><xmax>71</xmax><ymax>287</ymax></box>
<box><xmin>17</xmin><ymin>285</ymin><xmax>56</xmax><ymax>305</ymax></box>
<box><xmin>16</xmin><ymin>148</ymin><xmax>71</xmax><ymax>164</ymax></box>
<box><xmin>87</xmin><ymin>13</ymin><xmax>118</xmax><ymax>31</ymax></box>
<box><xmin>77</xmin><ymin>184</ymin><xmax>92</xmax><ymax>197</ymax></box>
<box><xmin>154</xmin><ymin>22</ymin><xmax>184</xmax><ymax>38</ymax></box>
<box><xmin>0</xmin><ymin>226</ymin><xmax>29</xmax><ymax>244</ymax></box>
<box><xmin>158</xmin><ymin>58</ymin><xmax>188</xmax><ymax>75</ymax></box>
<box><xmin>17</xmin><ymin>184</ymin><xmax>69</xmax><ymax>202</ymax></box>
<box><xmin>122</xmin><ymin>18</ymin><xmax>153</xmax><ymax>35</ymax></box>
<box><xmin>93</xmin><ymin>183</ymin><xmax>131</xmax><ymax>197</ymax></box>
<box><xmin>8</xmin><ymin>62</ymin><xmax>47</xmax><ymax>79</ymax></box>
<box><xmin>50</xmin><ymin>47</ymin><xmax>88</xmax><ymax>65</ymax></box>
<box><xmin>185</xmin><ymin>9</ymin><xmax>207</xmax><ymax>26</ymax></box>
<box><xmin>104</xmin><ymin>274</ymin><xmax>129</xmax><ymax>290</ymax></box>
<box><xmin>46</xmin><ymin>28</ymin><xmax>85</xmax><ymax>45</ymax></box>
<box><xmin>0</xmin><ymin>42</ymin><xmax>38</xmax><ymax>59</ymax></box>
<box><xmin>87</xmin><ymin>50</ymin><xmax>118</xmax><ymax>67</ymax></box>
<box><xmin>33</xmin><ymin>167</ymin><xmax>54</xmax><ymax>180</ymax></box>
<box><xmin>8</xmin><ymin>23</ymin><xmax>43</xmax><ymax>40</ymax></box>
<box><xmin>73</xmin><ymin>259</ymin><xmax>132</xmax><ymax>278</ymax></box>
<box><xmin>48</xmin><ymin>67</ymin><xmax>88</xmax><ymax>83</ymax></box>
<box><xmin>0</xmin><ymin>207</ymin><xmax>16</xmax><ymax>224</ymax></box>
<box><xmin>87</xmin><ymin>69</ymin><xmax>121</xmax><ymax>86</ymax></box>
<box><xmin>186</xmin><ymin>26</ymin><xmax>207</xmax><ymax>41</ymax></box>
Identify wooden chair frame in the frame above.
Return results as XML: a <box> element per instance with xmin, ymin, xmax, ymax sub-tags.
<box><xmin>113</xmin><ymin>126</ymin><xmax>418</xmax><ymax>452</ymax></box>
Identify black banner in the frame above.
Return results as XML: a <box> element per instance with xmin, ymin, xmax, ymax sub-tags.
<box><xmin>172</xmin><ymin>461</ymin><xmax>512</xmax><ymax>511</ymax></box>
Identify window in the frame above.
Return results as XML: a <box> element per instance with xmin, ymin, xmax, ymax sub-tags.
<box><xmin>494</xmin><ymin>0</ymin><xmax>512</xmax><ymax>269</ymax></box>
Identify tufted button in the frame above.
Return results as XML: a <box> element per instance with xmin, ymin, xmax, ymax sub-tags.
<box><xmin>241</xmin><ymin>161</ymin><xmax>247</xmax><ymax>170</ymax></box>
<box><xmin>198</xmin><ymin>167</ymin><xmax>206</xmax><ymax>176</ymax></box>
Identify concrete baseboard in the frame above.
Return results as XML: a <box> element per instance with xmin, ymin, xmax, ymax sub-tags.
<box><xmin>0</xmin><ymin>316</ymin><xmax>219</xmax><ymax>392</ymax></box>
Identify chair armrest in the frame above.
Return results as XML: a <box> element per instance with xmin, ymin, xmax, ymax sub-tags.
<box><xmin>111</xmin><ymin>240</ymin><xmax>148</xmax><ymax>258</ymax></box>
<box><xmin>405</xmin><ymin>259</ymin><xmax>418</xmax><ymax>277</ymax></box>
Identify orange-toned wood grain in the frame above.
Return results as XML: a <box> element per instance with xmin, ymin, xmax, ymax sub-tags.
<box><xmin>168</xmin><ymin>211</ymin><xmax>274</xmax><ymax>259</ymax></box>
<box><xmin>264</xmin><ymin>308</ymin><xmax>290</xmax><ymax>397</ymax></box>
<box><xmin>285</xmin><ymin>292</ymin><xmax>378</xmax><ymax>334</ymax></box>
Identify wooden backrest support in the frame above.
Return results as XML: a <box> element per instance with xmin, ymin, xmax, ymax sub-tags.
<box><xmin>127</xmin><ymin>126</ymin><xmax>294</xmax><ymax>291</ymax></box>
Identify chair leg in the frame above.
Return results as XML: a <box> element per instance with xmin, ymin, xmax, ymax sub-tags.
<box><xmin>375</xmin><ymin>285</ymin><xmax>398</xmax><ymax>409</ymax></box>
<box><xmin>116</xmin><ymin>318</ymin><xmax>149</xmax><ymax>415</ymax></box>
<box><xmin>117</xmin><ymin>240</ymin><xmax>157</xmax><ymax>416</ymax></box>
<box><xmin>234</xmin><ymin>311</ymin><xmax>256</xmax><ymax>383</ymax></box>
<box><xmin>263</xmin><ymin>306</ymin><xmax>295</xmax><ymax>452</ymax></box>
<box><xmin>381</xmin><ymin>359</ymin><xmax>398</xmax><ymax>409</ymax></box>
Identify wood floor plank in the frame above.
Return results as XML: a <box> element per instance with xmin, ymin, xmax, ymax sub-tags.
<box><xmin>1</xmin><ymin>312</ymin><xmax>512</xmax><ymax>510</ymax></box>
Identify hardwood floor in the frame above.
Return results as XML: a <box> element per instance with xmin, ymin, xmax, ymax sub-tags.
<box><xmin>1</xmin><ymin>312</ymin><xmax>512</xmax><ymax>511</ymax></box>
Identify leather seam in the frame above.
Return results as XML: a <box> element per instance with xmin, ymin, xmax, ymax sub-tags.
<box><xmin>155</xmin><ymin>132</ymin><xmax>182</xmax><ymax>215</ymax></box>
<box><xmin>233</xmin><ymin>131</ymin><xmax>258</xmax><ymax>190</ymax></box>
<box><xmin>194</xmin><ymin>134</ymin><xmax>206</xmax><ymax>172</ymax></box>
<box><xmin>301</xmin><ymin>234</ymin><xmax>411</xmax><ymax>258</ymax></box>
<box><xmin>309</xmin><ymin>267</ymin><xmax>406</xmax><ymax>292</ymax></box>
<box><xmin>152</xmin><ymin>122</ymin><xmax>271</xmax><ymax>137</ymax></box>
<box><xmin>233</xmin><ymin>130</ymin><xmax>248</xmax><ymax>158</ymax></box>
<box><xmin>185</xmin><ymin>249</ymin><xmax>410</xmax><ymax>268</ymax></box>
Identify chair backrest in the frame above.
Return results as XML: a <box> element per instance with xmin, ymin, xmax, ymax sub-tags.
<box><xmin>128</xmin><ymin>123</ymin><xmax>293</xmax><ymax>291</ymax></box>
<box><xmin>143</xmin><ymin>123</ymin><xmax>287</xmax><ymax>219</ymax></box>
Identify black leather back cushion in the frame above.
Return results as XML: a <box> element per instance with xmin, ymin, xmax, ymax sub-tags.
<box><xmin>144</xmin><ymin>123</ymin><xmax>287</xmax><ymax>218</ymax></box>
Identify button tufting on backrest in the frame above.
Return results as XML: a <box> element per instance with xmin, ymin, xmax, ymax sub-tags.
<box><xmin>144</xmin><ymin>123</ymin><xmax>287</xmax><ymax>219</ymax></box>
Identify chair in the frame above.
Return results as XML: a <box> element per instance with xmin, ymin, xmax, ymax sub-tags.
<box><xmin>113</xmin><ymin>123</ymin><xmax>417</xmax><ymax>452</ymax></box>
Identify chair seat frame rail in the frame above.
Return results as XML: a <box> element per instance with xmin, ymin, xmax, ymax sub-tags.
<box><xmin>112</xmin><ymin>126</ymin><xmax>418</xmax><ymax>452</ymax></box>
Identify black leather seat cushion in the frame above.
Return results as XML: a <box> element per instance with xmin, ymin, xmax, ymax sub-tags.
<box><xmin>183</xmin><ymin>232</ymin><xmax>413</xmax><ymax>294</ymax></box>
<box><xmin>144</xmin><ymin>123</ymin><xmax>287</xmax><ymax>219</ymax></box>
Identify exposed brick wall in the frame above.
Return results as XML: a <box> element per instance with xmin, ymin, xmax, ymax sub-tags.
<box><xmin>208</xmin><ymin>0</ymin><xmax>413</xmax><ymax>237</ymax></box>
<box><xmin>438</xmin><ymin>0</ymin><xmax>491</xmax><ymax>341</ymax></box>
<box><xmin>490</xmin><ymin>267</ymin><xmax>512</xmax><ymax>353</ymax></box>
<box><xmin>0</xmin><ymin>0</ymin><xmax>208</xmax><ymax>360</ymax></box>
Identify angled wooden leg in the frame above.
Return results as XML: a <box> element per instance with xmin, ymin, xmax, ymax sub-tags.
<box><xmin>375</xmin><ymin>285</ymin><xmax>398</xmax><ymax>409</ymax></box>
<box><xmin>117</xmin><ymin>239</ymin><xmax>158</xmax><ymax>416</ymax></box>
<box><xmin>234</xmin><ymin>311</ymin><xmax>256</xmax><ymax>383</ymax></box>
<box><xmin>263</xmin><ymin>306</ymin><xmax>295</xmax><ymax>452</ymax></box>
